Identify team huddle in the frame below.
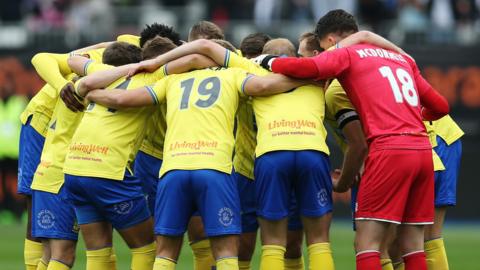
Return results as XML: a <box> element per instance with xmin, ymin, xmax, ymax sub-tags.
<box><xmin>18</xmin><ymin>9</ymin><xmax>463</xmax><ymax>270</ymax></box>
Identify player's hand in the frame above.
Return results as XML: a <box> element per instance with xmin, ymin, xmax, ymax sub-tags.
<box><xmin>333</xmin><ymin>178</ymin><xmax>350</xmax><ymax>193</ymax></box>
<box><xmin>252</xmin><ymin>54</ymin><xmax>279</xmax><ymax>71</ymax></box>
<box><xmin>331</xmin><ymin>169</ymin><xmax>351</xmax><ymax>193</ymax></box>
<box><xmin>60</xmin><ymin>82</ymin><xmax>85</xmax><ymax>112</ymax></box>
<box><xmin>127</xmin><ymin>59</ymin><xmax>158</xmax><ymax>77</ymax></box>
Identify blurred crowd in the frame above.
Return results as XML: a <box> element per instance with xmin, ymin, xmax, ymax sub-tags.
<box><xmin>0</xmin><ymin>0</ymin><xmax>479</xmax><ymax>44</ymax></box>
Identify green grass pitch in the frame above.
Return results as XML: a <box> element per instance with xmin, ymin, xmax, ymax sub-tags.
<box><xmin>0</xmin><ymin>221</ymin><xmax>478</xmax><ymax>269</ymax></box>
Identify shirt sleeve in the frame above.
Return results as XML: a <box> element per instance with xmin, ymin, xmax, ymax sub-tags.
<box><xmin>85</xmin><ymin>62</ymin><xmax>114</xmax><ymax>75</ymax></box>
<box><xmin>271</xmin><ymin>48</ymin><xmax>351</xmax><ymax>80</ymax></box>
<box><xmin>310</xmin><ymin>48</ymin><xmax>351</xmax><ymax>80</ymax></box>
<box><xmin>407</xmin><ymin>58</ymin><xmax>449</xmax><ymax>120</ymax></box>
<box><xmin>325</xmin><ymin>80</ymin><xmax>359</xmax><ymax>129</ymax></box>
<box><xmin>226</xmin><ymin>50</ymin><xmax>267</xmax><ymax>76</ymax></box>
<box><xmin>149</xmin><ymin>77</ymin><xmax>168</xmax><ymax>105</ymax></box>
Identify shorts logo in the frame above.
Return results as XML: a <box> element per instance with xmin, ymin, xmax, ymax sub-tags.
<box><xmin>113</xmin><ymin>201</ymin><xmax>133</xmax><ymax>215</ymax></box>
<box><xmin>218</xmin><ymin>207</ymin><xmax>234</xmax><ymax>227</ymax></box>
<box><xmin>37</xmin><ymin>210</ymin><xmax>55</xmax><ymax>229</ymax></box>
<box><xmin>317</xmin><ymin>189</ymin><xmax>328</xmax><ymax>207</ymax></box>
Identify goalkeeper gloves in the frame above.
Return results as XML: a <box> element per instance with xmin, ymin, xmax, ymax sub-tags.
<box><xmin>252</xmin><ymin>54</ymin><xmax>279</xmax><ymax>71</ymax></box>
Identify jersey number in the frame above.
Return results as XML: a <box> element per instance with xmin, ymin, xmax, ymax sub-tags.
<box><xmin>180</xmin><ymin>77</ymin><xmax>220</xmax><ymax>109</ymax></box>
<box><xmin>379</xmin><ymin>66</ymin><xmax>418</xmax><ymax>106</ymax></box>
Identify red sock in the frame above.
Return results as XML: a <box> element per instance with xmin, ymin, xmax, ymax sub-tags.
<box><xmin>356</xmin><ymin>251</ymin><xmax>381</xmax><ymax>270</ymax></box>
<box><xmin>403</xmin><ymin>251</ymin><xmax>427</xmax><ymax>270</ymax></box>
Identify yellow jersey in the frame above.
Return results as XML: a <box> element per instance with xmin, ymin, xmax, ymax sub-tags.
<box><xmin>19</xmin><ymin>84</ymin><xmax>58</xmax><ymax>137</ymax></box>
<box><xmin>424</xmin><ymin>115</ymin><xmax>464</xmax><ymax>147</ymax></box>
<box><xmin>149</xmin><ymin>67</ymin><xmax>249</xmax><ymax>177</ymax></box>
<box><xmin>233</xmin><ymin>98</ymin><xmax>257</xmax><ymax>180</ymax></box>
<box><xmin>324</xmin><ymin>79</ymin><xmax>358</xmax><ymax>154</ymax></box>
<box><xmin>31</xmin><ymin>73</ymin><xmax>84</xmax><ymax>193</ymax></box>
<box><xmin>63</xmin><ymin>65</ymin><xmax>167</xmax><ymax>180</ymax></box>
<box><xmin>31</xmin><ymin>57</ymin><xmax>111</xmax><ymax>193</ymax></box>
<box><xmin>138</xmin><ymin>104</ymin><xmax>167</xmax><ymax>160</ymax></box>
<box><xmin>224</xmin><ymin>50</ymin><xmax>329</xmax><ymax>157</ymax></box>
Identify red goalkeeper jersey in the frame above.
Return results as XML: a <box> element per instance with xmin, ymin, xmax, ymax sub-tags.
<box><xmin>271</xmin><ymin>44</ymin><xmax>449</xmax><ymax>151</ymax></box>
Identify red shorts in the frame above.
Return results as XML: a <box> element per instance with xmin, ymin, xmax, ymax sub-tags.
<box><xmin>355</xmin><ymin>149</ymin><xmax>434</xmax><ymax>224</ymax></box>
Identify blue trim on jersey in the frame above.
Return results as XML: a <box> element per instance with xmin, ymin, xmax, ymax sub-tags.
<box><xmin>223</xmin><ymin>49</ymin><xmax>230</xmax><ymax>67</ymax></box>
<box><xmin>241</xmin><ymin>75</ymin><xmax>254</xmax><ymax>95</ymax></box>
<box><xmin>163</xmin><ymin>64</ymin><xmax>169</xmax><ymax>76</ymax></box>
<box><xmin>83</xmin><ymin>59</ymin><xmax>94</xmax><ymax>75</ymax></box>
<box><xmin>145</xmin><ymin>86</ymin><xmax>159</xmax><ymax>104</ymax></box>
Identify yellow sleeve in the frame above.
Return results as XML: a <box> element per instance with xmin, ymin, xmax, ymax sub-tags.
<box><xmin>224</xmin><ymin>68</ymin><xmax>250</xmax><ymax>96</ymax></box>
<box><xmin>225</xmin><ymin>50</ymin><xmax>268</xmax><ymax>76</ymax></box>
<box><xmin>85</xmin><ymin>61</ymin><xmax>114</xmax><ymax>75</ymax></box>
<box><xmin>151</xmin><ymin>65</ymin><xmax>168</xmax><ymax>80</ymax></box>
<box><xmin>148</xmin><ymin>77</ymin><xmax>168</xmax><ymax>104</ymax></box>
<box><xmin>31</xmin><ymin>53</ymin><xmax>71</xmax><ymax>91</ymax></box>
<box><xmin>80</xmin><ymin>48</ymin><xmax>105</xmax><ymax>63</ymax></box>
<box><xmin>325</xmin><ymin>80</ymin><xmax>358</xmax><ymax>129</ymax></box>
<box><xmin>116</xmin><ymin>34</ymin><xmax>140</xmax><ymax>47</ymax></box>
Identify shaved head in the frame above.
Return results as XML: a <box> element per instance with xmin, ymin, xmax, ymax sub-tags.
<box><xmin>262</xmin><ymin>38</ymin><xmax>296</xmax><ymax>57</ymax></box>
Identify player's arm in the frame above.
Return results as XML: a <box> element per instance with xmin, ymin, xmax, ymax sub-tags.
<box><xmin>265</xmin><ymin>48</ymin><xmax>351</xmax><ymax>80</ymax></box>
<box><xmin>338</xmin><ymin>31</ymin><xmax>405</xmax><ymax>54</ymax></box>
<box><xmin>165</xmin><ymin>54</ymin><xmax>217</xmax><ymax>75</ymax></box>
<box><xmin>242</xmin><ymin>73</ymin><xmax>308</xmax><ymax>96</ymax></box>
<box><xmin>128</xmin><ymin>39</ymin><xmax>227</xmax><ymax>75</ymax></box>
<box><xmin>408</xmin><ymin>59</ymin><xmax>449</xmax><ymax>120</ymax></box>
<box><xmin>334</xmin><ymin>120</ymin><xmax>368</xmax><ymax>192</ymax></box>
<box><xmin>71</xmin><ymin>41</ymin><xmax>113</xmax><ymax>54</ymax></box>
<box><xmin>75</xmin><ymin>63</ymin><xmax>138</xmax><ymax>97</ymax></box>
<box><xmin>31</xmin><ymin>52</ymin><xmax>72</xmax><ymax>91</ymax></box>
<box><xmin>85</xmin><ymin>86</ymin><xmax>156</xmax><ymax>109</ymax></box>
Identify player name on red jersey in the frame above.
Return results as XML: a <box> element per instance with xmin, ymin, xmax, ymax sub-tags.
<box><xmin>355</xmin><ymin>48</ymin><xmax>407</xmax><ymax>63</ymax></box>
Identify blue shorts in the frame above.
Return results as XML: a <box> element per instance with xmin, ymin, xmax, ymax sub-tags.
<box><xmin>134</xmin><ymin>151</ymin><xmax>162</xmax><ymax>215</ymax></box>
<box><xmin>434</xmin><ymin>137</ymin><xmax>462</xmax><ymax>207</ymax></box>
<box><xmin>236</xmin><ymin>173</ymin><xmax>258</xmax><ymax>233</ymax></box>
<box><xmin>18</xmin><ymin>116</ymin><xmax>45</xmax><ymax>195</ymax></box>
<box><xmin>288</xmin><ymin>193</ymin><xmax>303</xmax><ymax>231</ymax></box>
<box><xmin>32</xmin><ymin>187</ymin><xmax>78</xmax><ymax>240</ymax></box>
<box><xmin>236</xmin><ymin>172</ymin><xmax>303</xmax><ymax>233</ymax></box>
<box><xmin>254</xmin><ymin>150</ymin><xmax>333</xmax><ymax>220</ymax></box>
<box><xmin>155</xmin><ymin>169</ymin><xmax>241</xmax><ymax>237</ymax></box>
<box><xmin>64</xmin><ymin>172</ymin><xmax>150</xmax><ymax>230</ymax></box>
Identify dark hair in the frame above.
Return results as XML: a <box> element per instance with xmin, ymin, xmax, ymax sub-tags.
<box><xmin>102</xmin><ymin>42</ymin><xmax>142</xmax><ymax>66</ymax></box>
<box><xmin>140</xmin><ymin>23</ymin><xmax>182</xmax><ymax>47</ymax></box>
<box><xmin>315</xmin><ymin>9</ymin><xmax>359</xmax><ymax>39</ymax></box>
<box><xmin>188</xmin><ymin>21</ymin><xmax>225</xmax><ymax>41</ymax></box>
<box><xmin>211</xmin><ymin>39</ymin><xmax>237</xmax><ymax>53</ymax></box>
<box><xmin>142</xmin><ymin>37</ymin><xmax>177</xmax><ymax>60</ymax></box>
<box><xmin>299</xmin><ymin>32</ymin><xmax>324</xmax><ymax>53</ymax></box>
<box><xmin>240</xmin><ymin>32</ymin><xmax>271</xmax><ymax>59</ymax></box>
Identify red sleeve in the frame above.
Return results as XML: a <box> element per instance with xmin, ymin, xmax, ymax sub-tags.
<box><xmin>408</xmin><ymin>59</ymin><xmax>449</xmax><ymax>120</ymax></box>
<box><xmin>271</xmin><ymin>48</ymin><xmax>351</xmax><ymax>80</ymax></box>
<box><xmin>270</xmin><ymin>57</ymin><xmax>319</xmax><ymax>79</ymax></box>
